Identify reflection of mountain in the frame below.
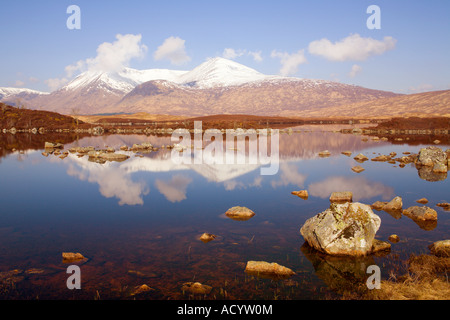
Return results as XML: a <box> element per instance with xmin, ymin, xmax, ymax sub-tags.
<box><xmin>50</xmin><ymin>128</ymin><xmax>396</xmax><ymax>205</ymax></box>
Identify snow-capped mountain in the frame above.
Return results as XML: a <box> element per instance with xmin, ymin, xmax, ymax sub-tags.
<box><xmin>175</xmin><ymin>57</ymin><xmax>285</xmax><ymax>88</ymax></box>
<box><xmin>0</xmin><ymin>57</ymin><xmax>401</xmax><ymax>116</ymax></box>
<box><xmin>0</xmin><ymin>87</ymin><xmax>48</xmax><ymax>106</ymax></box>
<box><xmin>63</xmin><ymin>67</ymin><xmax>188</xmax><ymax>95</ymax></box>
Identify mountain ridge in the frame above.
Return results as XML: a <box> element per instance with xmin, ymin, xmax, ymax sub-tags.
<box><xmin>5</xmin><ymin>57</ymin><xmax>445</xmax><ymax>118</ymax></box>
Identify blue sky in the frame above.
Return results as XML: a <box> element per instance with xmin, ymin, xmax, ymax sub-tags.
<box><xmin>1</xmin><ymin>0</ymin><xmax>449</xmax><ymax>93</ymax></box>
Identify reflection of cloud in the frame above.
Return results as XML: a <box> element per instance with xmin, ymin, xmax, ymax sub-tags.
<box><xmin>66</xmin><ymin>159</ymin><xmax>149</xmax><ymax>206</ymax></box>
<box><xmin>271</xmin><ymin>162</ymin><xmax>307</xmax><ymax>188</ymax></box>
<box><xmin>224</xmin><ymin>176</ymin><xmax>263</xmax><ymax>191</ymax></box>
<box><xmin>308</xmin><ymin>176</ymin><xmax>394</xmax><ymax>201</ymax></box>
<box><xmin>155</xmin><ymin>174</ymin><xmax>192</xmax><ymax>202</ymax></box>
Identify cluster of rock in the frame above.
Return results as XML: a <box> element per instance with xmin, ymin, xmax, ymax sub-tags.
<box><xmin>370</xmin><ymin>195</ymin><xmax>439</xmax><ymax>230</ymax></box>
<box><xmin>347</xmin><ymin>146</ymin><xmax>449</xmax><ymax>181</ymax></box>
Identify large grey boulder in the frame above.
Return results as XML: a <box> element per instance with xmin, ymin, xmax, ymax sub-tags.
<box><xmin>300</xmin><ymin>202</ymin><xmax>381</xmax><ymax>256</ymax></box>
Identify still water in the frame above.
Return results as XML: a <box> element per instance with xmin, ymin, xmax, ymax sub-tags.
<box><xmin>0</xmin><ymin>125</ymin><xmax>449</xmax><ymax>299</ymax></box>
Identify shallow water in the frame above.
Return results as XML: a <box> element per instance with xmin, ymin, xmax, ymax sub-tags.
<box><xmin>0</xmin><ymin>125</ymin><xmax>449</xmax><ymax>300</ymax></box>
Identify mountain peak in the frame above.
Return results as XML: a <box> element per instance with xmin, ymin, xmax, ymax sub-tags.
<box><xmin>177</xmin><ymin>56</ymin><xmax>273</xmax><ymax>88</ymax></box>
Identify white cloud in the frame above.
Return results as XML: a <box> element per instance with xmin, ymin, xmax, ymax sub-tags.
<box><xmin>45</xmin><ymin>77</ymin><xmax>69</xmax><ymax>91</ymax></box>
<box><xmin>14</xmin><ymin>80</ymin><xmax>25</xmax><ymax>87</ymax></box>
<box><xmin>271</xmin><ymin>50</ymin><xmax>307</xmax><ymax>76</ymax></box>
<box><xmin>248</xmin><ymin>51</ymin><xmax>263</xmax><ymax>62</ymax></box>
<box><xmin>154</xmin><ymin>36</ymin><xmax>191</xmax><ymax>65</ymax></box>
<box><xmin>348</xmin><ymin>64</ymin><xmax>363</xmax><ymax>78</ymax></box>
<box><xmin>46</xmin><ymin>34</ymin><xmax>147</xmax><ymax>91</ymax></box>
<box><xmin>223</xmin><ymin>48</ymin><xmax>245</xmax><ymax>59</ymax></box>
<box><xmin>222</xmin><ymin>48</ymin><xmax>263</xmax><ymax>62</ymax></box>
<box><xmin>308</xmin><ymin>34</ymin><xmax>397</xmax><ymax>61</ymax></box>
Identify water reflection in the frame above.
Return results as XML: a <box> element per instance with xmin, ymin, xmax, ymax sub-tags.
<box><xmin>155</xmin><ymin>174</ymin><xmax>192</xmax><ymax>203</ymax></box>
<box><xmin>300</xmin><ymin>243</ymin><xmax>377</xmax><ymax>296</ymax></box>
<box><xmin>64</xmin><ymin>157</ymin><xmax>150</xmax><ymax>206</ymax></box>
<box><xmin>308</xmin><ymin>176</ymin><xmax>395</xmax><ymax>202</ymax></box>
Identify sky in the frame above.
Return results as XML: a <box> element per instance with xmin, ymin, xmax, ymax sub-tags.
<box><xmin>0</xmin><ymin>0</ymin><xmax>449</xmax><ymax>94</ymax></box>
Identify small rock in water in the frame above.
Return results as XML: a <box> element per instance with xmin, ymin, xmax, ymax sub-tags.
<box><xmin>199</xmin><ymin>233</ymin><xmax>216</xmax><ymax>243</ymax></box>
<box><xmin>291</xmin><ymin>190</ymin><xmax>308</xmax><ymax>199</ymax></box>
<box><xmin>329</xmin><ymin>191</ymin><xmax>353</xmax><ymax>203</ymax></box>
<box><xmin>436</xmin><ymin>203</ymin><xmax>450</xmax><ymax>210</ymax></box>
<box><xmin>225</xmin><ymin>206</ymin><xmax>256</xmax><ymax>221</ymax></box>
<box><xmin>181</xmin><ymin>282</ymin><xmax>212</xmax><ymax>295</ymax></box>
<box><xmin>403</xmin><ymin>206</ymin><xmax>437</xmax><ymax>221</ymax></box>
<box><xmin>244</xmin><ymin>261</ymin><xmax>295</xmax><ymax>279</ymax></box>
<box><xmin>62</xmin><ymin>252</ymin><xmax>85</xmax><ymax>263</ymax></box>
<box><xmin>388</xmin><ymin>234</ymin><xmax>400</xmax><ymax>243</ymax></box>
<box><xmin>371</xmin><ymin>201</ymin><xmax>387</xmax><ymax>211</ymax></box>
<box><xmin>131</xmin><ymin>284</ymin><xmax>153</xmax><ymax>296</ymax></box>
<box><xmin>341</xmin><ymin>151</ymin><xmax>352</xmax><ymax>157</ymax></box>
<box><xmin>372</xmin><ymin>239</ymin><xmax>391</xmax><ymax>253</ymax></box>
<box><xmin>318</xmin><ymin>150</ymin><xmax>331</xmax><ymax>157</ymax></box>
<box><xmin>351</xmin><ymin>165</ymin><xmax>365</xmax><ymax>173</ymax></box>
<box><xmin>354</xmin><ymin>153</ymin><xmax>369</xmax><ymax>162</ymax></box>
<box><xmin>383</xmin><ymin>196</ymin><xmax>403</xmax><ymax>212</ymax></box>
<box><xmin>428</xmin><ymin>240</ymin><xmax>450</xmax><ymax>257</ymax></box>
<box><xmin>416</xmin><ymin>198</ymin><xmax>429</xmax><ymax>204</ymax></box>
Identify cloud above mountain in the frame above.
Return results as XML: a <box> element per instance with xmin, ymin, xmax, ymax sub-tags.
<box><xmin>45</xmin><ymin>34</ymin><xmax>148</xmax><ymax>91</ymax></box>
<box><xmin>271</xmin><ymin>50</ymin><xmax>307</xmax><ymax>76</ymax></box>
<box><xmin>308</xmin><ymin>34</ymin><xmax>397</xmax><ymax>61</ymax></box>
<box><xmin>154</xmin><ymin>36</ymin><xmax>191</xmax><ymax>65</ymax></box>
<box><xmin>222</xmin><ymin>48</ymin><xmax>263</xmax><ymax>62</ymax></box>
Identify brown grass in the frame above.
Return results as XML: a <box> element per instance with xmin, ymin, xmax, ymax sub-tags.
<box><xmin>369</xmin><ymin>254</ymin><xmax>450</xmax><ymax>300</ymax></box>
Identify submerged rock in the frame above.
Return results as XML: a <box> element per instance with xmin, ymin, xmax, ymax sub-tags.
<box><xmin>300</xmin><ymin>202</ymin><xmax>381</xmax><ymax>256</ymax></box>
<box><xmin>181</xmin><ymin>282</ymin><xmax>212</xmax><ymax>295</ymax></box>
<box><xmin>225</xmin><ymin>206</ymin><xmax>255</xmax><ymax>221</ymax></box>
<box><xmin>244</xmin><ymin>261</ymin><xmax>295</xmax><ymax>279</ymax></box>
<box><xmin>131</xmin><ymin>284</ymin><xmax>154</xmax><ymax>296</ymax></box>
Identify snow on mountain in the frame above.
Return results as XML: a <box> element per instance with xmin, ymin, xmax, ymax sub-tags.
<box><xmin>62</xmin><ymin>67</ymin><xmax>189</xmax><ymax>94</ymax></box>
<box><xmin>0</xmin><ymin>87</ymin><xmax>48</xmax><ymax>99</ymax></box>
<box><xmin>176</xmin><ymin>57</ymin><xmax>285</xmax><ymax>88</ymax></box>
